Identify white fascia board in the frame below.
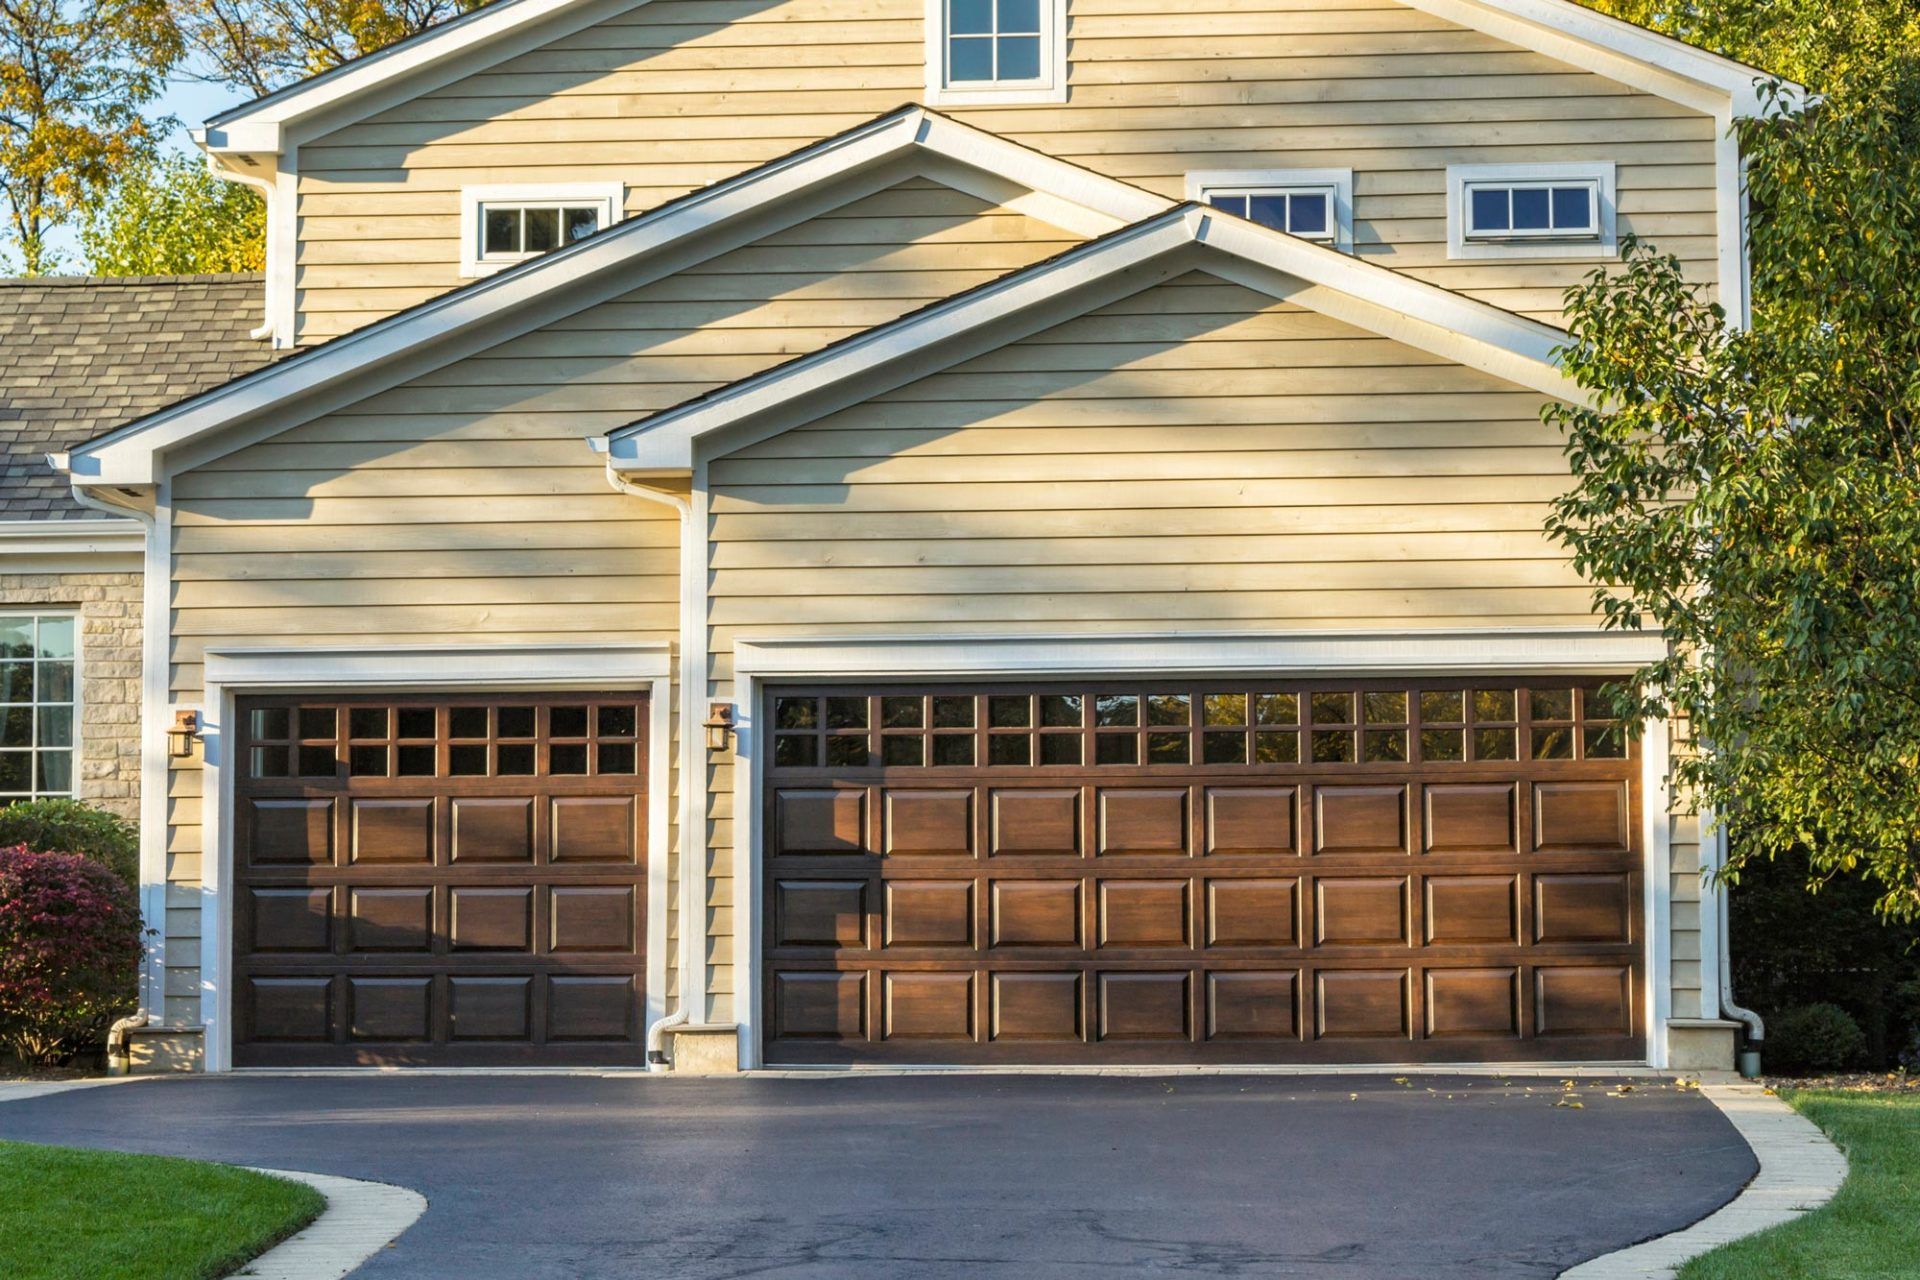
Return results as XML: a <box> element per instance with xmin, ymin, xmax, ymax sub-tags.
<box><xmin>0</xmin><ymin>518</ymin><xmax>145</xmax><ymax>555</ymax></box>
<box><xmin>735</xmin><ymin>628</ymin><xmax>1671</xmax><ymax>679</ymax></box>
<box><xmin>199</xmin><ymin>0</ymin><xmax>653</xmax><ymax>155</ymax></box>
<box><xmin>607</xmin><ymin>204</ymin><xmax>1579</xmax><ymax>471</ymax></box>
<box><xmin>1403</xmin><ymin>0</ymin><xmax>1799</xmax><ymax>115</ymax></box>
<box><xmin>203</xmin><ymin>641</ymin><xmax>670</xmax><ymax>689</ymax></box>
<box><xmin>69</xmin><ymin>106</ymin><xmax>1170</xmax><ymax>488</ymax></box>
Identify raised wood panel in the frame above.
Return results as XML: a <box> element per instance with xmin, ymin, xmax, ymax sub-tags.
<box><xmin>1098</xmin><ymin>880</ymin><xmax>1191</xmax><ymax>949</ymax></box>
<box><xmin>1316</xmin><ymin>969</ymin><xmax>1410</xmax><ymax>1039</ymax></box>
<box><xmin>1535</xmin><ymin>966</ymin><xmax>1632</xmax><ymax>1037</ymax></box>
<box><xmin>1205</xmin><ymin>787</ymin><xmax>1297</xmax><ymax>855</ymax></box>
<box><xmin>1206</xmin><ymin>971</ymin><xmax>1299</xmax><ymax>1041</ymax></box>
<box><xmin>776</xmin><ymin>788</ymin><xmax>866</xmax><ymax>853</ymax></box>
<box><xmin>991</xmin><ymin>972</ymin><xmax>1082</xmax><ymax>1041</ymax></box>
<box><xmin>884</xmin><ymin>972</ymin><xmax>974</xmax><ymax>1040</ymax></box>
<box><xmin>884</xmin><ymin>789</ymin><xmax>973</xmax><ymax>856</ymax></box>
<box><xmin>1314</xmin><ymin>786</ymin><xmax>1409</xmax><ymax>855</ymax></box>
<box><xmin>884</xmin><ymin>880</ymin><xmax>974</xmax><ymax>947</ymax></box>
<box><xmin>1098</xmin><ymin>789</ymin><xmax>1189</xmax><ymax>855</ymax></box>
<box><xmin>775</xmin><ymin>879</ymin><xmax>867</xmax><ymax>947</ymax></box>
<box><xmin>1425</xmin><ymin>967</ymin><xmax>1519</xmax><ymax>1038</ymax></box>
<box><xmin>1533</xmin><ymin>782</ymin><xmax>1630</xmax><ymax>853</ymax></box>
<box><xmin>1534</xmin><ymin>874</ymin><xmax>1632</xmax><ymax>945</ymax></box>
<box><xmin>1424</xmin><ymin>875</ymin><xmax>1517</xmax><ymax>946</ymax></box>
<box><xmin>991</xmin><ymin>789</ymin><xmax>1079</xmax><ymax>856</ymax></box>
<box><xmin>1423</xmin><ymin>783</ymin><xmax>1516</xmax><ymax>854</ymax></box>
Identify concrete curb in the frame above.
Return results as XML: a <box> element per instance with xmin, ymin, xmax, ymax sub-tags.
<box><xmin>232</xmin><ymin>1168</ymin><xmax>426</xmax><ymax>1280</ymax></box>
<box><xmin>1559</xmin><ymin>1083</ymin><xmax>1849</xmax><ymax>1279</ymax></box>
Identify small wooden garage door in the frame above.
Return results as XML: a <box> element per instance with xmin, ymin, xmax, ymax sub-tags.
<box><xmin>762</xmin><ymin>678</ymin><xmax>1643</xmax><ymax>1065</ymax></box>
<box><xmin>233</xmin><ymin>693</ymin><xmax>648</xmax><ymax>1067</ymax></box>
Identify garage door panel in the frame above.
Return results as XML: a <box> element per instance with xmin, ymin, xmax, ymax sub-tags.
<box><xmin>990</xmin><ymin>789</ymin><xmax>1080</xmax><ymax>856</ymax></box>
<box><xmin>884</xmin><ymin>972</ymin><xmax>974</xmax><ymax>1041</ymax></box>
<box><xmin>1206</xmin><ymin>971</ymin><xmax>1300</xmax><ymax>1041</ymax></box>
<box><xmin>764</xmin><ymin>679</ymin><xmax>1641</xmax><ymax>1066</ymax></box>
<box><xmin>348</xmin><ymin>887</ymin><xmax>433</xmax><ymax>953</ymax></box>
<box><xmin>1205</xmin><ymin>787</ymin><xmax>1298</xmax><ymax>856</ymax></box>
<box><xmin>990</xmin><ymin>880</ymin><xmax>1083</xmax><ymax>948</ymax></box>
<box><xmin>350</xmin><ymin>799</ymin><xmax>435</xmax><ymax>864</ymax></box>
<box><xmin>450</xmin><ymin>797</ymin><xmax>534</xmax><ymax>863</ymax></box>
<box><xmin>1206</xmin><ymin>878</ymin><xmax>1300</xmax><ymax>948</ymax></box>
<box><xmin>235</xmin><ymin>692</ymin><xmax>648</xmax><ymax>1067</ymax></box>
<box><xmin>1314</xmin><ymin>786</ymin><xmax>1408</xmax><ymax>855</ymax></box>
<box><xmin>1097</xmin><ymin>789</ymin><xmax>1188</xmax><ymax>855</ymax></box>
<box><xmin>247</xmin><ymin>888</ymin><xmax>333</xmax><ymax>953</ymax></box>
<box><xmin>883</xmin><ymin>880</ymin><xmax>974</xmax><ymax>948</ymax></box>
<box><xmin>449</xmin><ymin>887</ymin><xmax>534</xmax><ymax>953</ymax></box>
<box><xmin>884</xmin><ymin>790</ymin><xmax>973</xmax><ymax>857</ymax></box>
<box><xmin>247</xmin><ymin>798</ymin><xmax>336</xmax><ymax>866</ymax></box>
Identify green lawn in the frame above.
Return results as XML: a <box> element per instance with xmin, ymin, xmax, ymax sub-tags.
<box><xmin>0</xmin><ymin>1141</ymin><xmax>324</xmax><ymax>1280</ymax></box>
<box><xmin>1679</xmin><ymin>1090</ymin><xmax>1920</xmax><ymax>1280</ymax></box>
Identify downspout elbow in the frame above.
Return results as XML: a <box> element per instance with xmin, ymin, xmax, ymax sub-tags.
<box><xmin>106</xmin><ymin>1012</ymin><xmax>149</xmax><ymax>1076</ymax></box>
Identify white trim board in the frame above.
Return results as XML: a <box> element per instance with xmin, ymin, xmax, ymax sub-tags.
<box><xmin>196</xmin><ymin>642</ymin><xmax>672</xmax><ymax>1073</ymax></box>
<box><xmin>0</xmin><ymin>518</ymin><xmax>144</xmax><ymax>573</ymax></box>
<box><xmin>64</xmin><ymin>107</ymin><xmax>1172</xmax><ymax>489</ymax></box>
<box><xmin>728</xmin><ymin>627</ymin><xmax>1673</xmax><ymax>1071</ymax></box>
<box><xmin>922</xmin><ymin>0</ymin><xmax>1069</xmax><ymax>106</ymax></box>
<box><xmin>605</xmin><ymin>203</ymin><xmax>1581</xmax><ymax>473</ymax></box>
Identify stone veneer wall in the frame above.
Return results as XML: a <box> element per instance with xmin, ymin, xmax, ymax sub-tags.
<box><xmin>0</xmin><ymin>572</ymin><xmax>142</xmax><ymax>818</ymax></box>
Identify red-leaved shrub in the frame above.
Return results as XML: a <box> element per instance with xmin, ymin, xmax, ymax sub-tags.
<box><xmin>0</xmin><ymin>844</ymin><xmax>143</xmax><ymax>1066</ymax></box>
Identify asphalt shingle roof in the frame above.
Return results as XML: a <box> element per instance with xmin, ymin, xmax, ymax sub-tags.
<box><xmin>0</xmin><ymin>273</ymin><xmax>275</xmax><ymax>520</ymax></box>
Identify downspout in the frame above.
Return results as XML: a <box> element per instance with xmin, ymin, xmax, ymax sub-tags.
<box><xmin>1710</xmin><ymin>820</ymin><xmax>1765</xmax><ymax>1076</ymax></box>
<box><xmin>62</xmin><ymin>478</ymin><xmax>161</xmax><ymax>1073</ymax></box>
<box><xmin>602</xmin><ymin>460</ymin><xmax>699</xmax><ymax>1071</ymax></box>
<box><xmin>212</xmin><ymin>164</ymin><xmax>280</xmax><ymax>343</ymax></box>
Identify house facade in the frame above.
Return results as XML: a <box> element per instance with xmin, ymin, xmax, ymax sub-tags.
<box><xmin>38</xmin><ymin>0</ymin><xmax>1781</xmax><ymax>1072</ymax></box>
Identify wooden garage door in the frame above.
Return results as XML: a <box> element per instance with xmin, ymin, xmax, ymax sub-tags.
<box><xmin>762</xmin><ymin>678</ymin><xmax>1643</xmax><ymax>1064</ymax></box>
<box><xmin>233</xmin><ymin>693</ymin><xmax>649</xmax><ymax>1067</ymax></box>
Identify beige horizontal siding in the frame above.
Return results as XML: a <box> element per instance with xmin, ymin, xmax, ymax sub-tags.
<box><xmin>164</xmin><ymin>182</ymin><xmax>1080</xmax><ymax>1030</ymax></box>
<box><xmin>294</xmin><ymin>0</ymin><xmax>1722</xmax><ymax>343</ymax></box>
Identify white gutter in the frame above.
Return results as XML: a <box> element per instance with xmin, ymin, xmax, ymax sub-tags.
<box><xmin>599</xmin><ymin>455</ymin><xmax>701</xmax><ymax>1071</ymax></box>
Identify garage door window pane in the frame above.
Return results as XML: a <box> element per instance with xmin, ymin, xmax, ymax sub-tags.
<box><xmin>498</xmin><ymin>744</ymin><xmax>536</xmax><ymax>775</ymax></box>
<box><xmin>1095</xmin><ymin>695</ymin><xmax>1138</xmax><ymax>727</ymax></box>
<box><xmin>1311</xmin><ymin>692</ymin><xmax>1354</xmax><ymax>725</ymax></box>
<box><xmin>827</xmin><ymin>698</ymin><xmax>868</xmax><ymax>730</ymax></box>
<box><xmin>1256</xmin><ymin>693</ymin><xmax>1298</xmax><ymax>726</ymax></box>
<box><xmin>1039</xmin><ymin>695</ymin><xmax>1082</xmax><ymax>728</ymax></box>
<box><xmin>551</xmin><ymin>743</ymin><xmax>589</xmax><ymax>774</ymax></box>
<box><xmin>1040</xmin><ymin>734</ymin><xmax>1081</xmax><ymax>765</ymax></box>
<box><xmin>989</xmin><ymin>734</ymin><xmax>1031</xmax><ymax>766</ymax></box>
<box><xmin>931</xmin><ymin>697</ymin><xmax>973</xmax><ymax>729</ymax></box>
<box><xmin>451</xmin><ymin>745</ymin><xmax>488</xmax><ymax>775</ymax></box>
<box><xmin>1096</xmin><ymin>733</ymin><xmax>1138</xmax><ymax>765</ymax></box>
<box><xmin>1147</xmin><ymin>732</ymin><xmax>1189</xmax><ymax>764</ymax></box>
<box><xmin>1584</xmin><ymin>724</ymin><xmax>1627</xmax><ymax>758</ymax></box>
<box><xmin>598</xmin><ymin>741</ymin><xmax>637</xmax><ymax>774</ymax></box>
<box><xmin>826</xmin><ymin>736</ymin><xmax>869</xmax><ymax>767</ymax></box>
<box><xmin>1146</xmin><ymin>694</ymin><xmax>1190</xmax><ymax>726</ymax></box>
<box><xmin>450</xmin><ymin>707</ymin><xmax>488</xmax><ymax>738</ymax></box>
<box><xmin>397</xmin><ymin>745</ymin><xmax>435</xmax><ymax>776</ymax></box>
<box><xmin>1421</xmin><ymin>729</ymin><xmax>1465</xmax><ymax>762</ymax></box>
<box><xmin>349</xmin><ymin>707</ymin><xmax>388</xmax><ymax>739</ymax></box>
<box><xmin>598</xmin><ymin>705</ymin><xmax>637</xmax><ymax>737</ymax></box>
<box><xmin>551</xmin><ymin>706</ymin><xmax>590</xmax><ymax>737</ymax></box>
<box><xmin>989</xmin><ymin>696</ymin><xmax>1031</xmax><ymax>728</ymax></box>
<box><xmin>1474</xmin><ymin>728</ymin><xmax>1517</xmax><ymax>761</ymax></box>
<box><xmin>498</xmin><ymin>707</ymin><xmax>536</xmax><ymax>738</ymax></box>
<box><xmin>882</xmin><ymin>736</ymin><xmax>923</xmax><ymax>767</ymax></box>
<box><xmin>931</xmin><ymin>735</ymin><xmax>974</xmax><ymax>766</ymax></box>
<box><xmin>1363</xmin><ymin>730</ymin><xmax>1407</xmax><ymax>762</ymax></box>
<box><xmin>1420</xmin><ymin>691</ymin><xmax>1464</xmax><ymax>724</ymax></box>
<box><xmin>252</xmin><ymin>746</ymin><xmax>292</xmax><ymax>778</ymax></box>
<box><xmin>350</xmin><ymin>745</ymin><xmax>389</xmax><ymax>776</ymax></box>
<box><xmin>1311</xmin><ymin>730</ymin><xmax>1355</xmax><ymax>763</ymax></box>
<box><xmin>1255</xmin><ymin>730</ymin><xmax>1298</xmax><ymax>764</ymax></box>
<box><xmin>1203</xmin><ymin>731</ymin><xmax>1246</xmax><ymax>765</ymax></box>
<box><xmin>882</xmin><ymin>697</ymin><xmax>922</xmax><ymax>729</ymax></box>
<box><xmin>299</xmin><ymin>745</ymin><xmax>337</xmax><ymax>776</ymax></box>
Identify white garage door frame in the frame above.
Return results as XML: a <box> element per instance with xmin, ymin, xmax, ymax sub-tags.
<box><xmin>198</xmin><ymin>642</ymin><xmax>673</xmax><ymax>1073</ymax></box>
<box><xmin>731</xmin><ymin>627</ymin><xmax>1675</xmax><ymax>1071</ymax></box>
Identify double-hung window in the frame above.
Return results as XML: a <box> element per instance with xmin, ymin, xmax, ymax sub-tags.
<box><xmin>1447</xmin><ymin>163</ymin><xmax>1616</xmax><ymax>259</ymax></box>
<box><xmin>459</xmin><ymin>183</ymin><xmax>624</xmax><ymax>277</ymax></box>
<box><xmin>927</xmin><ymin>0</ymin><xmax>1067</xmax><ymax>105</ymax></box>
<box><xmin>0</xmin><ymin>613</ymin><xmax>76</xmax><ymax>799</ymax></box>
<box><xmin>1187</xmin><ymin>170</ymin><xmax>1355</xmax><ymax>251</ymax></box>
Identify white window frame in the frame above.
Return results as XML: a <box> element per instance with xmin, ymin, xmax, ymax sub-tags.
<box><xmin>0</xmin><ymin>611</ymin><xmax>80</xmax><ymax>801</ymax></box>
<box><xmin>924</xmin><ymin>0</ymin><xmax>1068</xmax><ymax>106</ymax></box>
<box><xmin>1446</xmin><ymin>162</ymin><xmax>1617</xmax><ymax>260</ymax></box>
<box><xmin>459</xmin><ymin>181</ymin><xmax>624</xmax><ymax>278</ymax></box>
<box><xmin>1186</xmin><ymin>168</ymin><xmax>1355</xmax><ymax>252</ymax></box>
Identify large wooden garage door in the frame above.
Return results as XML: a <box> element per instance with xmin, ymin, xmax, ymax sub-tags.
<box><xmin>233</xmin><ymin>693</ymin><xmax>649</xmax><ymax>1067</ymax></box>
<box><xmin>763</xmin><ymin>678</ymin><xmax>1643</xmax><ymax>1064</ymax></box>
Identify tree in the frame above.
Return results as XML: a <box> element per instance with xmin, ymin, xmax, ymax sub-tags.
<box><xmin>1547</xmin><ymin>7</ymin><xmax>1920</xmax><ymax>920</ymax></box>
<box><xmin>174</xmin><ymin>0</ymin><xmax>486</xmax><ymax>97</ymax></box>
<box><xmin>80</xmin><ymin>150</ymin><xmax>264</xmax><ymax>274</ymax></box>
<box><xmin>0</xmin><ymin>0</ymin><xmax>180</xmax><ymax>275</ymax></box>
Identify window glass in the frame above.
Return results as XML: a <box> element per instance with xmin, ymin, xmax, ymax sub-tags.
<box><xmin>1466</xmin><ymin>182</ymin><xmax>1599</xmax><ymax>239</ymax></box>
<box><xmin>948</xmin><ymin>0</ymin><xmax>1043</xmax><ymax>83</ymax></box>
<box><xmin>479</xmin><ymin>202</ymin><xmax>606</xmax><ymax>261</ymax></box>
<box><xmin>0</xmin><ymin>615</ymin><xmax>77</xmax><ymax>800</ymax></box>
<box><xmin>1209</xmin><ymin>188</ymin><xmax>1335</xmax><ymax>240</ymax></box>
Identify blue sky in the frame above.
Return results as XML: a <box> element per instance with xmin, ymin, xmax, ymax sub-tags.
<box><xmin>44</xmin><ymin>75</ymin><xmax>250</xmax><ymax>270</ymax></box>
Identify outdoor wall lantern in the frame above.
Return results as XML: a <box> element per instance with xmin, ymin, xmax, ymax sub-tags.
<box><xmin>704</xmin><ymin>702</ymin><xmax>736</xmax><ymax>753</ymax></box>
<box><xmin>167</xmin><ymin>709</ymin><xmax>202</xmax><ymax>758</ymax></box>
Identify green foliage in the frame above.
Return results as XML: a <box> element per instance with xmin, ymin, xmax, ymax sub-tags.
<box><xmin>1731</xmin><ymin>855</ymin><xmax>1920</xmax><ymax>1067</ymax></box>
<box><xmin>175</xmin><ymin>0</ymin><xmax>488</xmax><ymax>96</ymax></box>
<box><xmin>1544</xmin><ymin>8</ymin><xmax>1920</xmax><ymax>920</ymax></box>
<box><xmin>0</xmin><ymin>799</ymin><xmax>137</xmax><ymax>886</ymax></box>
<box><xmin>0</xmin><ymin>0</ymin><xmax>180</xmax><ymax>274</ymax></box>
<box><xmin>1766</xmin><ymin>1004</ymin><xmax>1868</xmax><ymax>1076</ymax></box>
<box><xmin>1679</xmin><ymin>1092</ymin><xmax>1920</xmax><ymax>1279</ymax></box>
<box><xmin>80</xmin><ymin>151</ymin><xmax>264</xmax><ymax>276</ymax></box>
<box><xmin>0</xmin><ymin>1142</ymin><xmax>323</xmax><ymax>1279</ymax></box>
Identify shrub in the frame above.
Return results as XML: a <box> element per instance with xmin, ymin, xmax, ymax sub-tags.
<box><xmin>0</xmin><ymin>846</ymin><xmax>143</xmax><ymax>1066</ymax></box>
<box><xmin>0</xmin><ymin>799</ymin><xmax>138</xmax><ymax>886</ymax></box>
<box><xmin>1766</xmin><ymin>1003</ymin><xmax>1868</xmax><ymax>1076</ymax></box>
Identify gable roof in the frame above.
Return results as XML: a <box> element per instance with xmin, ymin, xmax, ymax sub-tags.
<box><xmin>196</xmin><ymin>0</ymin><xmax>1800</xmax><ymax>161</ymax></box>
<box><xmin>60</xmin><ymin>107</ymin><xmax>1173</xmax><ymax>489</ymax></box>
<box><xmin>0</xmin><ymin>275</ymin><xmax>274</xmax><ymax>519</ymax></box>
<box><xmin>602</xmin><ymin>203</ymin><xmax>1583</xmax><ymax>473</ymax></box>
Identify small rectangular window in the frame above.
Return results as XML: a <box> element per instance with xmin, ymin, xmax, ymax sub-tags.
<box><xmin>1447</xmin><ymin>163</ymin><xmax>1615</xmax><ymax>260</ymax></box>
<box><xmin>1187</xmin><ymin>169</ymin><xmax>1354</xmax><ymax>252</ymax></box>
<box><xmin>460</xmin><ymin>184</ymin><xmax>624</xmax><ymax>277</ymax></box>
<box><xmin>928</xmin><ymin>0</ymin><xmax>1064</xmax><ymax>104</ymax></box>
<box><xmin>1463</xmin><ymin>182</ymin><xmax>1598</xmax><ymax>241</ymax></box>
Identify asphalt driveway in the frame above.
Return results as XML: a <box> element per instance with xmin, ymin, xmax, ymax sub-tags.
<box><xmin>0</xmin><ymin>1073</ymin><xmax>1753</xmax><ymax>1279</ymax></box>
